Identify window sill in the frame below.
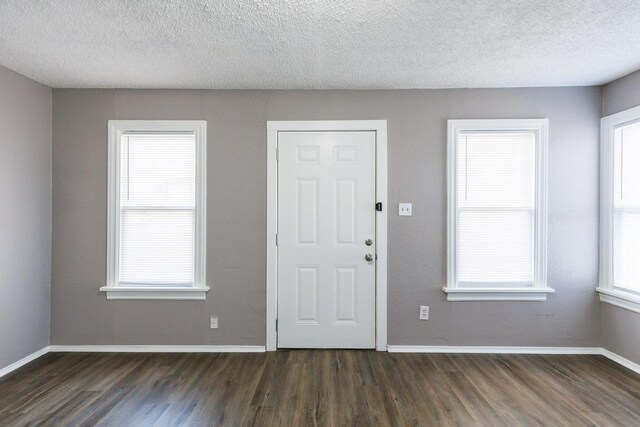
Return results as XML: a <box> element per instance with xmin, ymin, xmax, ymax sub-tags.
<box><xmin>442</xmin><ymin>286</ymin><xmax>555</xmax><ymax>301</ymax></box>
<box><xmin>596</xmin><ymin>288</ymin><xmax>640</xmax><ymax>314</ymax></box>
<box><xmin>99</xmin><ymin>286</ymin><xmax>209</xmax><ymax>300</ymax></box>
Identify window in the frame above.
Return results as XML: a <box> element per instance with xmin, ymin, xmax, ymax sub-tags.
<box><xmin>100</xmin><ymin>121</ymin><xmax>208</xmax><ymax>300</ymax></box>
<box><xmin>443</xmin><ymin>119</ymin><xmax>553</xmax><ymax>301</ymax></box>
<box><xmin>598</xmin><ymin>106</ymin><xmax>640</xmax><ymax>314</ymax></box>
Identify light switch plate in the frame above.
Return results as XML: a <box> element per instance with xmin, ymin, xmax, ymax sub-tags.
<box><xmin>399</xmin><ymin>203</ymin><xmax>412</xmax><ymax>216</ymax></box>
<box><xmin>210</xmin><ymin>316</ymin><xmax>219</xmax><ymax>329</ymax></box>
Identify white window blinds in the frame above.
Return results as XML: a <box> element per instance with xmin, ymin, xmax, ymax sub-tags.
<box><xmin>119</xmin><ymin>133</ymin><xmax>196</xmax><ymax>286</ymax></box>
<box><xmin>613</xmin><ymin>121</ymin><xmax>640</xmax><ymax>292</ymax></box>
<box><xmin>456</xmin><ymin>132</ymin><xmax>536</xmax><ymax>284</ymax></box>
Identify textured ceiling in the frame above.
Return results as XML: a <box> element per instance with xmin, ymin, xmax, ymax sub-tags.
<box><xmin>1</xmin><ymin>0</ymin><xmax>640</xmax><ymax>89</ymax></box>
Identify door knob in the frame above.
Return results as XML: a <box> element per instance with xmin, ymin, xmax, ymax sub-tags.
<box><xmin>365</xmin><ymin>254</ymin><xmax>373</xmax><ymax>262</ymax></box>
<box><xmin>365</xmin><ymin>239</ymin><xmax>373</xmax><ymax>246</ymax></box>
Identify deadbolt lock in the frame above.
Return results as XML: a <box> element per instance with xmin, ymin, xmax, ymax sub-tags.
<box><xmin>365</xmin><ymin>239</ymin><xmax>373</xmax><ymax>246</ymax></box>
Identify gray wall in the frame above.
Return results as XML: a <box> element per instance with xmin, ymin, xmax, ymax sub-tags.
<box><xmin>602</xmin><ymin>69</ymin><xmax>640</xmax><ymax>117</ymax></box>
<box><xmin>0</xmin><ymin>65</ymin><xmax>52</xmax><ymax>369</ymax></box>
<box><xmin>51</xmin><ymin>88</ymin><xmax>601</xmax><ymax>347</ymax></box>
<box><xmin>601</xmin><ymin>70</ymin><xmax>640</xmax><ymax>365</ymax></box>
<box><xmin>602</xmin><ymin>304</ymin><xmax>640</xmax><ymax>364</ymax></box>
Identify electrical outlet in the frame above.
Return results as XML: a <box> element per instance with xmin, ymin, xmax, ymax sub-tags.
<box><xmin>210</xmin><ymin>316</ymin><xmax>219</xmax><ymax>329</ymax></box>
<box><xmin>399</xmin><ymin>203</ymin><xmax>412</xmax><ymax>216</ymax></box>
<box><xmin>419</xmin><ymin>306</ymin><xmax>429</xmax><ymax>320</ymax></box>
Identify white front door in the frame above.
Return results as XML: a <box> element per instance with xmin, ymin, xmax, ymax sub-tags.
<box><xmin>277</xmin><ymin>131</ymin><xmax>376</xmax><ymax>348</ymax></box>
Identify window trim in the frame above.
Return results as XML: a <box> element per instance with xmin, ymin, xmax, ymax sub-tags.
<box><xmin>443</xmin><ymin>119</ymin><xmax>553</xmax><ymax>301</ymax></box>
<box><xmin>100</xmin><ymin>120</ymin><xmax>208</xmax><ymax>300</ymax></box>
<box><xmin>597</xmin><ymin>106</ymin><xmax>640</xmax><ymax>314</ymax></box>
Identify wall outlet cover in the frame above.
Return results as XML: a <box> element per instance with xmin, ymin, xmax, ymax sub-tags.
<box><xmin>399</xmin><ymin>203</ymin><xmax>412</xmax><ymax>216</ymax></box>
<box><xmin>210</xmin><ymin>316</ymin><xmax>219</xmax><ymax>329</ymax></box>
<box><xmin>419</xmin><ymin>305</ymin><xmax>429</xmax><ymax>320</ymax></box>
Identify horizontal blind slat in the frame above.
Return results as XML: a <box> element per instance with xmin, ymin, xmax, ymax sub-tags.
<box><xmin>119</xmin><ymin>132</ymin><xmax>197</xmax><ymax>285</ymax></box>
<box><xmin>456</xmin><ymin>132</ymin><xmax>536</xmax><ymax>283</ymax></box>
<box><xmin>121</xmin><ymin>133</ymin><xmax>196</xmax><ymax>207</ymax></box>
<box><xmin>457</xmin><ymin>210</ymin><xmax>534</xmax><ymax>283</ymax></box>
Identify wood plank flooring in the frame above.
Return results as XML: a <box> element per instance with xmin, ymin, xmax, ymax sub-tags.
<box><xmin>0</xmin><ymin>351</ymin><xmax>639</xmax><ymax>426</ymax></box>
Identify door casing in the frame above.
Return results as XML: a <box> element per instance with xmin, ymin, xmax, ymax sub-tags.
<box><xmin>266</xmin><ymin>120</ymin><xmax>387</xmax><ymax>351</ymax></box>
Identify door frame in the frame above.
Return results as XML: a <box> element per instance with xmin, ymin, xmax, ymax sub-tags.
<box><xmin>266</xmin><ymin>120</ymin><xmax>387</xmax><ymax>351</ymax></box>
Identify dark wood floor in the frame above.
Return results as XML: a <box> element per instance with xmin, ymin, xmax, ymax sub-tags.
<box><xmin>0</xmin><ymin>351</ymin><xmax>639</xmax><ymax>426</ymax></box>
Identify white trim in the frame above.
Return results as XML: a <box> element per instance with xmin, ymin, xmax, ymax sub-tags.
<box><xmin>105</xmin><ymin>120</ymin><xmax>207</xmax><ymax>300</ymax></box>
<box><xmin>99</xmin><ymin>286</ymin><xmax>210</xmax><ymax>300</ymax></box>
<box><xmin>599</xmin><ymin>105</ymin><xmax>640</xmax><ymax>304</ymax></box>
<box><xmin>596</xmin><ymin>287</ymin><xmax>640</xmax><ymax>314</ymax></box>
<box><xmin>48</xmin><ymin>345</ymin><xmax>265</xmax><ymax>353</ymax></box>
<box><xmin>266</xmin><ymin>126</ymin><xmax>278</xmax><ymax>352</ymax></box>
<box><xmin>387</xmin><ymin>346</ymin><xmax>640</xmax><ymax>375</ymax></box>
<box><xmin>267</xmin><ymin>120</ymin><xmax>386</xmax><ymax>132</ymax></box>
<box><xmin>601</xmin><ymin>348</ymin><xmax>640</xmax><ymax>375</ymax></box>
<box><xmin>600</xmin><ymin>112</ymin><xmax>615</xmax><ymax>291</ymax></box>
<box><xmin>442</xmin><ymin>287</ymin><xmax>556</xmax><ymax>301</ymax></box>
<box><xmin>446</xmin><ymin>119</ymin><xmax>552</xmax><ymax>301</ymax></box>
<box><xmin>375</xmin><ymin>122</ymin><xmax>388</xmax><ymax>351</ymax></box>
<box><xmin>3</xmin><ymin>346</ymin><xmax>638</xmax><ymax>377</ymax></box>
<box><xmin>387</xmin><ymin>346</ymin><xmax>601</xmax><ymax>354</ymax></box>
<box><xmin>266</xmin><ymin>120</ymin><xmax>388</xmax><ymax>351</ymax></box>
<box><xmin>0</xmin><ymin>346</ymin><xmax>50</xmax><ymax>378</ymax></box>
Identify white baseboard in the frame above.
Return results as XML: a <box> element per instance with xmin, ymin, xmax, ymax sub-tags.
<box><xmin>0</xmin><ymin>346</ymin><xmax>50</xmax><ymax>379</ymax></box>
<box><xmin>601</xmin><ymin>349</ymin><xmax>640</xmax><ymax>375</ymax></box>
<box><xmin>387</xmin><ymin>345</ymin><xmax>640</xmax><ymax>375</ymax></box>
<box><xmin>3</xmin><ymin>346</ymin><xmax>637</xmax><ymax>379</ymax></box>
<box><xmin>387</xmin><ymin>345</ymin><xmax>602</xmax><ymax>355</ymax></box>
<box><xmin>48</xmin><ymin>345</ymin><xmax>266</xmax><ymax>353</ymax></box>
